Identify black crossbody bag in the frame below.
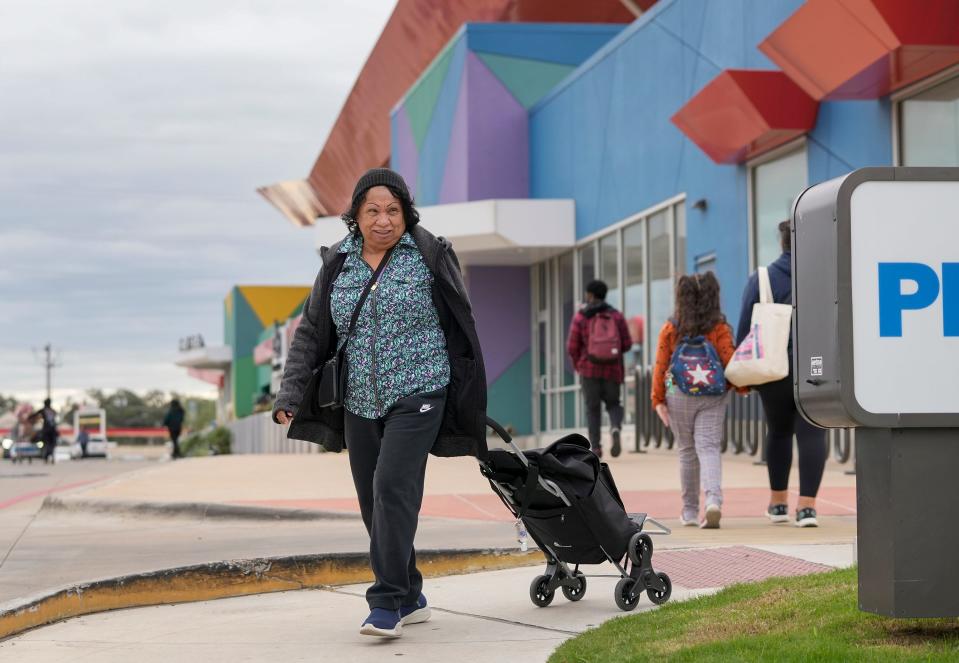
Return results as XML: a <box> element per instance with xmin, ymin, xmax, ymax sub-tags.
<box><xmin>316</xmin><ymin>247</ymin><xmax>395</xmax><ymax>409</ymax></box>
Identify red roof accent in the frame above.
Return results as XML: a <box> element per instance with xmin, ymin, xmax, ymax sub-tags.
<box><xmin>760</xmin><ymin>0</ymin><xmax>959</xmax><ymax>100</ymax></box>
<box><xmin>670</xmin><ymin>70</ymin><xmax>819</xmax><ymax>165</ymax></box>
<box><xmin>300</xmin><ymin>0</ymin><xmax>638</xmax><ymax>218</ymax></box>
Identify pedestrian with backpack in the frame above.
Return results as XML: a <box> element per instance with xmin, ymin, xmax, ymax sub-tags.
<box><xmin>651</xmin><ymin>272</ymin><xmax>737</xmax><ymax>529</ymax></box>
<box><xmin>566</xmin><ymin>280</ymin><xmax>633</xmax><ymax>458</ymax></box>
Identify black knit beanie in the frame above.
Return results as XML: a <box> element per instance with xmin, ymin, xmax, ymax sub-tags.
<box><xmin>350</xmin><ymin>168</ymin><xmax>412</xmax><ymax>209</ymax></box>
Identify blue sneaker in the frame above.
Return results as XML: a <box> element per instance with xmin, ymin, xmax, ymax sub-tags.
<box><xmin>400</xmin><ymin>594</ymin><xmax>431</xmax><ymax>625</ymax></box>
<box><xmin>359</xmin><ymin>608</ymin><xmax>403</xmax><ymax>638</ymax></box>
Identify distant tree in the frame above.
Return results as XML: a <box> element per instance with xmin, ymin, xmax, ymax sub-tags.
<box><xmin>0</xmin><ymin>394</ymin><xmax>17</xmax><ymax>414</ymax></box>
<box><xmin>84</xmin><ymin>389</ymin><xmax>216</xmax><ymax>431</ymax></box>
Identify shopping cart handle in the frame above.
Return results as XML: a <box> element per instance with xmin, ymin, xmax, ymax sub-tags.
<box><xmin>486</xmin><ymin>416</ymin><xmax>512</xmax><ymax>443</ymax></box>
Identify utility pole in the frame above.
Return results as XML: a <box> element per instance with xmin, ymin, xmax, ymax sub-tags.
<box><xmin>34</xmin><ymin>344</ymin><xmax>62</xmax><ymax>401</ymax></box>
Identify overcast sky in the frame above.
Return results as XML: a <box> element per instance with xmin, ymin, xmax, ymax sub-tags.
<box><xmin>0</xmin><ymin>0</ymin><xmax>395</xmax><ymax>404</ymax></box>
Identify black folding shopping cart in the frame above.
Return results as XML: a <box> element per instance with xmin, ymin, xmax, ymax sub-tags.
<box><xmin>481</xmin><ymin>417</ymin><xmax>672</xmax><ymax>611</ymax></box>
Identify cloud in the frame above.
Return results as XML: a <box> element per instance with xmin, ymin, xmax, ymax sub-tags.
<box><xmin>0</xmin><ymin>0</ymin><xmax>395</xmax><ymax>400</ymax></box>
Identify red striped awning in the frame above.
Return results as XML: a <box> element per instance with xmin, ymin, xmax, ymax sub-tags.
<box><xmin>670</xmin><ymin>70</ymin><xmax>819</xmax><ymax>164</ymax></box>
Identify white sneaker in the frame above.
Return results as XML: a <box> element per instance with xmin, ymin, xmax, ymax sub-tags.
<box><xmin>679</xmin><ymin>514</ymin><xmax>698</xmax><ymax>527</ymax></box>
<box><xmin>700</xmin><ymin>503</ymin><xmax>721</xmax><ymax>529</ymax></box>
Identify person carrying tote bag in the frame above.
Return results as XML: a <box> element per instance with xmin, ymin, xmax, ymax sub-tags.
<box><xmin>734</xmin><ymin>220</ymin><xmax>827</xmax><ymax>529</ymax></box>
<box><xmin>724</xmin><ymin>265</ymin><xmax>792</xmax><ymax>387</ymax></box>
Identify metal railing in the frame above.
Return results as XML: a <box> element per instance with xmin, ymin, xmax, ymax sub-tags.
<box><xmin>228</xmin><ymin>411</ymin><xmax>319</xmax><ymax>455</ymax></box>
<box><xmin>632</xmin><ymin>368</ymin><xmax>856</xmax><ymax>465</ymax></box>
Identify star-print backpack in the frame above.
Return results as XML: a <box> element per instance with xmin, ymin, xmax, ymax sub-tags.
<box><xmin>668</xmin><ymin>333</ymin><xmax>727</xmax><ymax>397</ymax></box>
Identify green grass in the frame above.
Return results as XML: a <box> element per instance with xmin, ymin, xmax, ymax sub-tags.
<box><xmin>549</xmin><ymin>567</ymin><xmax>959</xmax><ymax>662</ymax></box>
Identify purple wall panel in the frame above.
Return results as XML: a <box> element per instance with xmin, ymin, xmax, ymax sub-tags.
<box><xmin>438</xmin><ymin>64</ymin><xmax>470</xmax><ymax>204</ymax></box>
<box><xmin>468</xmin><ymin>265</ymin><xmax>531</xmax><ymax>384</ymax></box>
<box><xmin>466</xmin><ymin>52</ymin><xmax>529</xmax><ymax>200</ymax></box>
<box><xmin>392</xmin><ymin>106</ymin><xmax>419</xmax><ymax>197</ymax></box>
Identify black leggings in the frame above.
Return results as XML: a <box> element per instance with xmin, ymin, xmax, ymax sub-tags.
<box><xmin>756</xmin><ymin>375</ymin><xmax>828</xmax><ymax>498</ymax></box>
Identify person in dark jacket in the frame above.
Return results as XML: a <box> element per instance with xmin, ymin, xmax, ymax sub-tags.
<box><xmin>737</xmin><ymin>220</ymin><xmax>827</xmax><ymax>528</ymax></box>
<box><xmin>163</xmin><ymin>399</ymin><xmax>185</xmax><ymax>459</ymax></box>
<box><xmin>273</xmin><ymin>168</ymin><xmax>487</xmax><ymax>639</ymax></box>
<box><xmin>35</xmin><ymin>399</ymin><xmax>57</xmax><ymax>464</ymax></box>
<box><xmin>566</xmin><ymin>280</ymin><xmax>633</xmax><ymax>458</ymax></box>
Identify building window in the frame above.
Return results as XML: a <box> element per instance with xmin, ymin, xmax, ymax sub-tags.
<box><xmin>751</xmin><ymin>147</ymin><xmax>807</xmax><ymax>268</ymax></box>
<box><xmin>599</xmin><ymin>233</ymin><xmax>621</xmax><ymax>309</ymax></box>
<box><xmin>647</xmin><ymin>209</ymin><xmax>673</xmax><ymax>347</ymax></box>
<box><xmin>531</xmin><ymin>197</ymin><xmax>685</xmax><ymax>435</ymax></box>
<box><xmin>900</xmin><ymin>75</ymin><xmax>959</xmax><ymax>166</ymax></box>
<box><xmin>579</xmin><ymin>244</ymin><xmax>595</xmax><ymax>292</ymax></box>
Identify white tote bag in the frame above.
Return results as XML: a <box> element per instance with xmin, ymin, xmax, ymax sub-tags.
<box><xmin>725</xmin><ymin>267</ymin><xmax>792</xmax><ymax>387</ymax></box>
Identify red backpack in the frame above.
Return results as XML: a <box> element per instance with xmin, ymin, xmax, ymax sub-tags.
<box><xmin>586</xmin><ymin>312</ymin><xmax>621</xmax><ymax>364</ymax></box>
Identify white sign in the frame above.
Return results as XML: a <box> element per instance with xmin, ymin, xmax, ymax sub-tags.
<box><xmin>850</xmin><ymin>181</ymin><xmax>959</xmax><ymax>414</ymax></box>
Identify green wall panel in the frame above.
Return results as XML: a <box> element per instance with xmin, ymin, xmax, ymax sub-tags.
<box><xmin>475</xmin><ymin>52</ymin><xmax>575</xmax><ymax>109</ymax></box>
<box><xmin>405</xmin><ymin>39</ymin><xmax>457</xmax><ymax>149</ymax></box>
<box><xmin>232</xmin><ymin>289</ymin><xmax>265</xmax><ymax>360</ymax></box>
<box><xmin>233</xmin><ymin>356</ymin><xmax>257</xmax><ymax>419</ymax></box>
<box><xmin>487</xmin><ymin>350</ymin><xmax>532</xmax><ymax>436</ymax></box>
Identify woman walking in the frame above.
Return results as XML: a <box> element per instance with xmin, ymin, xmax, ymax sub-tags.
<box><xmin>737</xmin><ymin>221</ymin><xmax>826</xmax><ymax>528</ymax></box>
<box><xmin>273</xmin><ymin>168</ymin><xmax>487</xmax><ymax>638</ymax></box>
<box><xmin>651</xmin><ymin>272</ymin><xmax>737</xmax><ymax>529</ymax></box>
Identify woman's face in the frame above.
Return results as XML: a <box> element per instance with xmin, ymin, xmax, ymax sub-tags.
<box><xmin>358</xmin><ymin>186</ymin><xmax>405</xmax><ymax>252</ymax></box>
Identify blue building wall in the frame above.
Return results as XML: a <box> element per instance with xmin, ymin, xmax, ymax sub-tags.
<box><xmin>529</xmin><ymin>0</ymin><xmax>893</xmax><ymax>319</ymax></box>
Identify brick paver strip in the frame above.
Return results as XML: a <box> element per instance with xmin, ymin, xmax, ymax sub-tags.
<box><xmin>651</xmin><ymin>545</ymin><xmax>834</xmax><ymax>589</ymax></box>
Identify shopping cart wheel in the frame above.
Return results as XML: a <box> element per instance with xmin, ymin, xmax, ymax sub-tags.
<box><xmin>561</xmin><ymin>572</ymin><xmax>587</xmax><ymax>602</ymax></box>
<box><xmin>627</xmin><ymin>532</ymin><xmax>654</xmax><ymax>566</ymax></box>
<box><xmin>647</xmin><ymin>572</ymin><xmax>672</xmax><ymax>605</ymax></box>
<box><xmin>614</xmin><ymin>577</ymin><xmax>641</xmax><ymax>611</ymax></box>
<box><xmin>529</xmin><ymin>575</ymin><xmax>555</xmax><ymax>607</ymax></box>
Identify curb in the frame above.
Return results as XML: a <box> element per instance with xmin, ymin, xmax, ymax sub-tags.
<box><xmin>42</xmin><ymin>496</ymin><xmax>361</xmax><ymax>521</ymax></box>
<box><xmin>0</xmin><ymin>548</ymin><xmax>541</xmax><ymax>641</ymax></box>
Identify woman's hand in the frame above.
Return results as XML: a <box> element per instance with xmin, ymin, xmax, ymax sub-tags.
<box><xmin>655</xmin><ymin>404</ymin><xmax>670</xmax><ymax>428</ymax></box>
<box><xmin>276</xmin><ymin>410</ymin><xmax>294</xmax><ymax>425</ymax></box>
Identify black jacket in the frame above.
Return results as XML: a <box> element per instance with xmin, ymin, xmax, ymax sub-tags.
<box><xmin>272</xmin><ymin>224</ymin><xmax>488</xmax><ymax>458</ymax></box>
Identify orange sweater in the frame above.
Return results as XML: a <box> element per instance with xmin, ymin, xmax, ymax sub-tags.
<box><xmin>651</xmin><ymin>320</ymin><xmax>738</xmax><ymax>407</ymax></box>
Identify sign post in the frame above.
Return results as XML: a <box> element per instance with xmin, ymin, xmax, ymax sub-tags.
<box><xmin>792</xmin><ymin>167</ymin><xmax>959</xmax><ymax>617</ymax></box>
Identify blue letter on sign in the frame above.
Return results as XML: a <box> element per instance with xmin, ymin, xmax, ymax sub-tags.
<box><xmin>878</xmin><ymin>263</ymin><xmax>940</xmax><ymax>337</ymax></box>
<box><xmin>944</xmin><ymin>263</ymin><xmax>959</xmax><ymax>337</ymax></box>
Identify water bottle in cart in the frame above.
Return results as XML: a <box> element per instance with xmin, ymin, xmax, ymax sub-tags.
<box><xmin>515</xmin><ymin>519</ymin><xmax>528</xmax><ymax>552</ymax></box>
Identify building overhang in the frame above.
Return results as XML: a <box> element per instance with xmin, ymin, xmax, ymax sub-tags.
<box><xmin>175</xmin><ymin>345</ymin><xmax>232</xmax><ymax>370</ymax></box>
<box><xmin>759</xmin><ymin>0</ymin><xmax>959</xmax><ymax>100</ymax></box>
<box><xmin>256</xmin><ymin>180</ymin><xmax>326</xmax><ymax>227</ymax></box>
<box><xmin>671</xmin><ymin>69</ymin><xmax>818</xmax><ymax>164</ymax></box>
<box><xmin>315</xmin><ymin>198</ymin><xmax>576</xmax><ymax>266</ymax></box>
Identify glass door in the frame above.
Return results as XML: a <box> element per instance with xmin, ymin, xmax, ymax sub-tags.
<box><xmin>532</xmin><ymin>253</ymin><xmax>579</xmax><ymax>437</ymax></box>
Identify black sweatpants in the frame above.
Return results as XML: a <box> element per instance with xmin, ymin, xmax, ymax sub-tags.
<box><xmin>344</xmin><ymin>387</ymin><xmax>447</xmax><ymax>611</ymax></box>
<box><xmin>582</xmin><ymin>377</ymin><xmax>624</xmax><ymax>450</ymax></box>
<box><xmin>168</xmin><ymin>427</ymin><xmax>182</xmax><ymax>459</ymax></box>
<box><xmin>756</xmin><ymin>375</ymin><xmax>828</xmax><ymax>498</ymax></box>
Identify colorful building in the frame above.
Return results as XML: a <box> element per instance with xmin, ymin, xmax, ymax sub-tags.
<box><xmin>177</xmin><ymin>285</ymin><xmax>309</xmax><ymax>421</ymax></box>
<box><xmin>258</xmin><ymin>0</ymin><xmax>959</xmax><ymax>443</ymax></box>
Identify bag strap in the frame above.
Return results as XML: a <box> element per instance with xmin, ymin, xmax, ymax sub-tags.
<box><xmin>757</xmin><ymin>266</ymin><xmax>773</xmax><ymax>305</ymax></box>
<box><xmin>340</xmin><ymin>246</ymin><xmax>396</xmax><ymax>353</ymax></box>
<box><xmin>515</xmin><ymin>461</ymin><xmax>541</xmax><ymax>519</ymax></box>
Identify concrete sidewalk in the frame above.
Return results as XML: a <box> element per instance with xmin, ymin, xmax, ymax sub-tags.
<box><xmin>49</xmin><ymin>446</ymin><xmax>858</xmax><ymax>524</ymax></box>
<box><xmin>1</xmin><ymin>543</ymin><xmax>855</xmax><ymax>662</ymax></box>
<box><xmin>0</xmin><ymin>446</ymin><xmax>858</xmax><ymax>661</ymax></box>
<box><xmin>2</xmin><ymin>448</ymin><xmax>856</xmax><ymax>606</ymax></box>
